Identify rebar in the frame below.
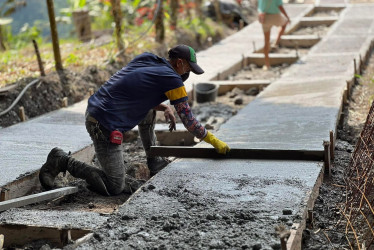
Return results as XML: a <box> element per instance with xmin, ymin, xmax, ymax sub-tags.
<box><xmin>343</xmin><ymin>99</ymin><xmax>374</xmax><ymax>249</ymax></box>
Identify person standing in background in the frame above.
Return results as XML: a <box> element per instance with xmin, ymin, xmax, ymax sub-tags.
<box><xmin>258</xmin><ymin>0</ymin><xmax>290</xmax><ymax>70</ymax></box>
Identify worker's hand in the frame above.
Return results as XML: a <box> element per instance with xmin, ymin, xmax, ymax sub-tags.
<box><xmin>203</xmin><ymin>131</ymin><xmax>230</xmax><ymax>154</ymax></box>
<box><xmin>164</xmin><ymin>106</ymin><xmax>176</xmax><ymax>132</ymax></box>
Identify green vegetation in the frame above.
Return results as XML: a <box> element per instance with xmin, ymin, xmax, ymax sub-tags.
<box><xmin>0</xmin><ymin>0</ymin><xmax>229</xmax><ymax>87</ymax></box>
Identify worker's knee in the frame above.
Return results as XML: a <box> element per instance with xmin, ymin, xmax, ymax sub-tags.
<box><xmin>105</xmin><ymin>174</ymin><xmax>126</xmax><ymax>195</ymax></box>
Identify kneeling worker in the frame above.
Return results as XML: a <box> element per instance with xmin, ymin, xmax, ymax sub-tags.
<box><xmin>39</xmin><ymin>44</ymin><xmax>230</xmax><ymax>196</ymax></box>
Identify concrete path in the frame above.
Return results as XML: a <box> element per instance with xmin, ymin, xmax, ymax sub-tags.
<box><xmin>1</xmin><ymin>3</ymin><xmax>374</xmax><ymax>249</ymax></box>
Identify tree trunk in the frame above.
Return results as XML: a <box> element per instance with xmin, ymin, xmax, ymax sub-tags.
<box><xmin>110</xmin><ymin>0</ymin><xmax>124</xmax><ymax>52</ymax></box>
<box><xmin>46</xmin><ymin>0</ymin><xmax>63</xmax><ymax>71</ymax></box>
<box><xmin>155</xmin><ymin>0</ymin><xmax>165</xmax><ymax>43</ymax></box>
<box><xmin>0</xmin><ymin>26</ymin><xmax>6</xmax><ymax>51</ymax></box>
<box><xmin>195</xmin><ymin>0</ymin><xmax>203</xmax><ymax>20</ymax></box>
<box><xmin>183</xmin><ymin>0</ymin><xmax>192</xmax><ymax>22</ymax></box>
<box><xmin>212</xmin><ymin>0</ymin><xmax>223</xmax><ymax>23</ymax></box>
<box><xmin>170</xmin><ymin>0</ymin><xmax>178</xmax><ymax>30</ymax></box>
<box><xmin>72</xmin><ymin>10</ymin><xmax>92</xmax><ymax>42</ymax></box>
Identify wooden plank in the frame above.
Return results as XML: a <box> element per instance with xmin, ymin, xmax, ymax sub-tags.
<box><xmin>0</xmin><ymin>187</ymin><xmax>78</xmax><ymax>212</ymax></box>
<box><xmin>300</xmin><ymin>16</ymin><xmax>338</xmax><ymax>26</ymax></box>
<box><xmin>280</xmin><ymin>35</ymin><xmax>320</xmax><ymax>48</ymax></box>
<box><xmin>0</xmin><ymin>224</ymin><xmax>89</xmax><ymax>248</ymax></box>
<box><xmin>246</xmin><ymin>53</ymin><xmax>299</xmax><ymax>67</ymax></box>
<box><xmin>150</xmin><ymin>146</ymin><xmax>324</xmax><ymax>161</ymax></box>
<box><xmin>204</xmin><ymin>80</ymin><xmax>271</xmax><ymax>95</ymax></box>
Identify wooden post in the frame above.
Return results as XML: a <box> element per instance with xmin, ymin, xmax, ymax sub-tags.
<box><xmin>32</xmin><ymin>40</ymin><xmax>45</xmax><ymax>76</ymax></box>
<box><xmin>0</xmin><ymin>234</ymin><xmax>4</xmax><ymax>249</ymax></box>
<box><xmin>323</xmin><ymin>141</ymin><xmax>331</xmax><ymax>177</ymax></box>
<box><xmin>19</xmin><ymin>106</ymin><xmax>26</xmax><ymax>122</ymax></box>
<box><xmin>46</xmin><ymin>0</ymin><xmax>63</xmax><ymax>71</ymax></box>
<box><xmin>60</xmin><ymin>229</ymin><xmax>72</xmax><ymax>245</ymax></box>
<box><xmin>280</xmin><ymin>237</ymin><xmax>287</xmax><ymax>250</ymax></box>
<box><xmin>62</xmin><ymin>97</ymin><xmax>68</xmax><ymax>107</ymax></box>
<box><xmin>89</xmin><ymin>88</ymin><xmax>94</xmax><ymax>96</ymax></box>
<box><xmin>307</xmin><ymin>209</ymin><xmax>313</xmax><ymax>229</ymax></box>
<box><xmin>213</xmin><ymin>0</ymin><xmax>223</xmax><ymax>23</ymax></box>
<box><xmin>330</xmin><ymin>130</ymin><xmax>334</xmax><ymax>160</ymax></box>
<box><xmin>0</xmin><ymin>188</ymin><xmax>9</xmax><ymax>201</ymax></box>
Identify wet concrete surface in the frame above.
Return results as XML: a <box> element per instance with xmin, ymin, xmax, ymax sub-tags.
<box><xmin>78</xmin><ymin>159</ymin><xmax>322</xmax><ymax>249</ymax></box>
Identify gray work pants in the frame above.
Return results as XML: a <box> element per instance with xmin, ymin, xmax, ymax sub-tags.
<box><xmin>85</xmin><ymin>110</ymin><xmax>156</xmax><ymax>195</ymax></box>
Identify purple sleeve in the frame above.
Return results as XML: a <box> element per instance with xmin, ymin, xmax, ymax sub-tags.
<box><xmin>174</xmin><ymin>101</ymin><xmax>207</xmax><ymax>139</ymax></box>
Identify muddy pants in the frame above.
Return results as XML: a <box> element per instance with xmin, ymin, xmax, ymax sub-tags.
<box><xmin>85</xmin><ymin>110</ymin><xmax>156</xmax><ymax>195</ymax></box>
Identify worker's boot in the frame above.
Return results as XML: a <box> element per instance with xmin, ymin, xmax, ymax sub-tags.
<box><xmin>147</xmin><ymin>157</ymin><xmax>170</xmax><ymax>176</ymax></box>
<box><xmin>66</xmin><ymin>157</ymin><xmax>110</xmax><ymax>196</ymax></box>
<box><xmin>139</xmin><ymin>110</ymin><xmax>170</xmax><ymax>176</ymax></box>
<box><xmin>39</xmin><ymin>147</ymin><xmax>70</xmax><ymax>190</ymax></box>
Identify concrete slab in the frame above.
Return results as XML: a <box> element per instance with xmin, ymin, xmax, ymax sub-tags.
<box><xmin>213</xmin><ymin>78</ymin><xmax>345</xmax><ymax>151</ymax></box>
<box><xmin>282</xmin><ymin>54</ymin><xmax>355</xmax><ymax>80</ymax></box>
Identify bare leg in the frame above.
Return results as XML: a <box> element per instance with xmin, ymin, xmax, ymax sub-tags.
<box><xmin>274</xmin><ymin>24</ymin><xmax>287</xmax><ymax>46</ymax></box>
<box><xmin>263</xmin><ymin>30</ymin><xmax>271</xmax><ymax>69</ymax></box>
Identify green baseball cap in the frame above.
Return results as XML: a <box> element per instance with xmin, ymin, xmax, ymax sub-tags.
<box><xmin>168</xmin><ymin>44</ymin><xmax>204</xmax><ymax>75</ymax></box>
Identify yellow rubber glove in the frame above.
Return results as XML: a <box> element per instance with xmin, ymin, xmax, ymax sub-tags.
<box><xmin>203</xmin><ymin>131</ymin><xmax>230</xmax><ymax>154</ymax></box>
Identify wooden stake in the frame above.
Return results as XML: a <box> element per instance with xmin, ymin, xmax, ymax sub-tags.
<box><xmin>89</xmin><ymin>88</ymin><xmax>94</xmax><ymax>96</ymax></box>
<box><xmin>330</xmin><ymin>130</ymin><xmax>334</xmax><ymax>160</ymax></box>
<box><xmin>32</xmin><ymin>39</ymin><xmax>45</xmax><ymax>76</ymax></box>
<box><xmin>60</xmin><ymin>229</ymin><xmax>72</xmax><ymax>245</ymax></box>
<box><xmin>18</xmin><ymin>106</ymin><xmax>26</xmax><ymax>122</ymax></box>
<box><xmin>0</xmin><ymin>188</ymin><xmax>9</xmax><ymax>202</ymax></box>
<box><xmin>307</xmin><ymin>209</ymin><xmax>313</xmax><ymax>229</ymax></box>
<box><xmin>62</xmin><ymin>97</ymin><xmax>68</xmax><ymax>107</ymax></box>
<box><xmin>0</xmin><ymin>234</ymin><xmax>4</xmax><ymax>249</ymax></box>
<box><xmin>323</xmin><ymin>141</ymin><xmax>331</xmax><ymax>177</ymax></box>
<box><xmin>280</xmin><ymin>237</ymin><xmax>287</xmax><ymax>250</ymax></box>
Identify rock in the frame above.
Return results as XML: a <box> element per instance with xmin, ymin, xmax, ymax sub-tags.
<box><xmin>282</xmin><ymin>209</ymin><xmax>292</xmax><ymax>215</ymax></box>
<box><xmin>126</xmin><ymin>163</ymin><xmax>150</xmax><ymax>180</ymax></box>
<box><xmin>246</xmin><ymin>87</ymin><xmax>259</xmax><ymax>96</ymax></box>
<box><xmin>234</xmin><ymin>97</ymin><xmax>244</xmax><ymax>105</ymax></box>
<box><xmin>252</xmin><ymin>243</ymin><xmax>262</xmax><ymax>250</ymax></box>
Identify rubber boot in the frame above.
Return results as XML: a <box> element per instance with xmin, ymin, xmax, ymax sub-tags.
<box><xmin>147</xmin><ymin>157</ymin><xmax>170</xmax><ymax>176</ymax></box>
<box><xmin>139</xmin><ymin>110</ymin><xmax>169</xmax><ymax>175</ymax></box>
<box><xmin>66</xmin><ymin>157</ymin><xmax>110</xmax><ymax>196</ymax></box>
<box><xmin>39</xmin><ymin>147</ymin><xmax>70</xmax><ymax>190</ymax></box>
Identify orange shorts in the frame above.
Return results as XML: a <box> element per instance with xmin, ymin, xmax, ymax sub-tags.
<box><xmin>261</xmin><ymin>13</ymin><xmax>288</xmax><ymax>32</ymax></box>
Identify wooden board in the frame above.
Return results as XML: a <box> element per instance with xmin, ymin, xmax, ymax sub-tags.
<box><xmin>0</xmin><ymin>186</ymin><xmax>78</xmax><ymax>212</ymax></box>
<box><xmin>150</xmin><ymin>146</ymin><xmax>324</xmax><ymax>161</ymax></box>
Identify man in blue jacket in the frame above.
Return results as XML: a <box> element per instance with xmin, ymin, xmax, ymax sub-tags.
<box><xmin>39</xmin><ymin>44</ymin><xmax>230</xmax><ymax>196</ymax></box>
